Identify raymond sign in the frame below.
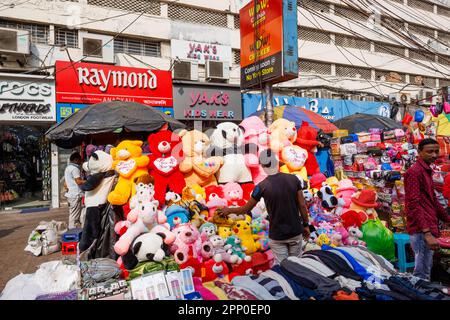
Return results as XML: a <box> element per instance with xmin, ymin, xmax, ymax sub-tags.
<box><xmin>55</xmin><ymin>61</ymin><xmax>173</xmax><ymax>106</ymax></box>
<box><xmin>240</xmin><ymin>0</ymin><xmax>298</xmax><ymax>89</ymax></box>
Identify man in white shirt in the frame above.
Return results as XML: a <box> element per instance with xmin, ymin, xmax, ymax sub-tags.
<box><xmin>64</xmin><ymin>152</ymin><xmax>85</xmax><ymax>228</ymax></box>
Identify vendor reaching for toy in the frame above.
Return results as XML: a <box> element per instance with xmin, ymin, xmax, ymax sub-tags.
<box><xmin>217</xmin><ymin>149</ymin><xmax>310</xmax><ymax>264</ymax></box>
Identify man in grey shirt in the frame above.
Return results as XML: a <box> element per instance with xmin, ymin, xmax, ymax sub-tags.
<box><xmin>64</xmin><ymin>152</ymin><xmax>85</xmax><ymax>228</ymax></box>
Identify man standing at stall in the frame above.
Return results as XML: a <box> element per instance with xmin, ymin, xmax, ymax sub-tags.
<box><xmin>405</xmin><ymin>139</ymin><xmax>450</xmax><ymax>280</ymax></box>
<box><xmin>218</xmin><ymin>149</ymin><xmax>310</xmax><ymax>264</ymax></box>
<box><xmin>64</xmin><ymin>152</ymin><xmax>85</xmax><ymax>229</ymax></box>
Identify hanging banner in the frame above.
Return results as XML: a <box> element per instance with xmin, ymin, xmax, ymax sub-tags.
<box><xmin>55</xmin><ymin>61</ymin><xmax>173</xmax><ymax>106</ymax></box>
<box><xmin>240</xmin><ymin>0</ymin><xmax>298</xmax><ymax>89</ymax></box>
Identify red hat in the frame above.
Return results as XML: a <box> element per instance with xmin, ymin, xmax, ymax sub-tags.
<box><xmin>309</xmin><ymin>173</ymin><xmax>327</xmax><ymax>189</ymax></box>
<box><xmin>351</xmin><ymin>190</ymin><xmax>378</xmax><ymax>208</ymax></box>
<box><xmin>296</xmin><ymin>122</ymin><xmax>319</xmax><ymax>147</ymax></box>
<box><xmin>340</xmin><ymin>210</ymin><xmax>364</xmax><ymax>229</ymax></box>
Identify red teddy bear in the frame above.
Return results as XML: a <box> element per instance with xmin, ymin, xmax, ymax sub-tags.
<box><xmin>147</xmin><ymin>130</ymin><xmax>186</xmax><ymax>206</ymax></box>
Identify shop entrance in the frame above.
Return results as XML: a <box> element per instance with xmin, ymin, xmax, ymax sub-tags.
<box><xmin>0</xmin><ymin>125</ymin><xmax>51</xmax><ymax>211</ymax></box>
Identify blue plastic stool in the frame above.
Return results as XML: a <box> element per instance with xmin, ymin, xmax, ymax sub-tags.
<box><xmin>393</xmin><ymin>233</ymin><xmax>415</xmax><ymax>273</ymax></box>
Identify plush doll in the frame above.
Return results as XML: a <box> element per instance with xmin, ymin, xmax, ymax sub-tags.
<box><xmin>345</xmin><ymin>226</ymin><xmax>366</xmax><ymax>246</ymax></box>
<box><xmin>295</xmin><ymin>122</ymin><xmax>320</xmax><ymax>176</ymax></box>
<box><xmin>279</xmin><ymin>145</ymin><xmax>309</xmax><ymax>182</ymax></box>
<box><xmin>225</xmin><ymin>235</ymin><xmax>252</xmax><ymax>262</ymax></box>
<box><xmin>208</xmin><ymin>122</ymin><xmax>254</xmax><ymax>184</ymax></box>
<box><xmin>78</xmin><ymin>151</ymin><xmax>116</xmax><ymax>253</ymax></box>
<box><xmin>170</xmin><ymin>223</ymin><xmax>213</xmax><ymax>264</ymax></box>
<box><xmin>165</xmin><ymin>205</ymin><xmax>191</xmax><ymax>229</ymax></box>
<box><xmin>211</xmin><ymin>214</ymin><xmax>235</xmax><ymax>239</ymax></box>
<box><xmin>334</xmin><ymin>198</ymin><xmax>346</xmax><ymax>216</ymax></box>
<box><xmin>309</xmin><ymin>173</ymin><xmax>327</xmax><ymax>193</ymax></box>
<box><xmin>147</xmin><ymin>130</ymin><xmax>186</xmax><ymax>207</ymax></box>
<box><xmin>268</xmin><ymin>118</ymin><xmax>297</xmax><ymax>157</ymax></box>
<box><xmin>165</xmin><ymin>191</ymin><xmax>183</xmax><ymax>208</ymax></box>
<box><xmin>182</xmin><ymin>184</ymin><xmax>206</xmax><ymax>204</ymax></box>
<box><xmin>108</xmin><ymin>140</ymin><xmax>150</xmax><ymax>205</ymax></box>
<box><xmin>199</xmin><ymin>222</ymin><xmax>218</xmax><ymax>240</ymax></box>
<box><xmin>222</xmin><ymin>182</ymin><xmax>246</xmax><ymax>207</ymax></box>
<box><xmin>326</xmin><ymin>177</ymin><xmax>339</xmax><ymax>194</ymax></box>
<box><xmin>129</xmin><ymin>175</ymin><xmax>155</xmax><ymax>210</ymax></box>
<box><xmin>335</xmin><ymin>179</ymin><xmax>358</xmax><ymax>209</ymax></box>
<box><xmin>340</xmin><ymin>210</ymin><xmax>365</xmax><ymax>229</ymax></box>
<box><xmin>188</xmin><ymin>200</ymin><xmax>209</xmax><ymax>229</ymax></box>
<box><xmin>114</xmin><ymin>200</ymin><xmax>168</xmax><ymax>256</ymax></box>
<box><xmin>302</xmin><ymin>189</ymin><xmax>314</xmax><ymax>203</ymax></box>
<box><xmin>200</xmin><ymin>254</ymin><xmax>230</xmax><ymax>282</ymax></box>
<box><xmin>251</xmin><ymin>217</ymin><xmax>270</xmax><ymax>251</ymax></box>
<box><xmin>239</xmin><ymin>116</ymin><xmax>270</xmax><ymax>184</ymax></box>
<box><xmin>178</xmin><ymin>129</ymin><xmax>223</xmax><ymax>187</ymax></box>
<box><xmin>121</xmin><ymin>232</ymin><xmax>171</xmax><ymax>270</ymax></box>
<box><xmin>251</xmin><ymin>198</ymin><xmax>268</xmax><ymax>220</ymax></box>
<box><xmin>232</xmin><ymin>216</ymin><xmax>262</xmax><ymax>255</ymax></box>
<box><xmin>205</xmin><ymin>185</ymin><xmax>227</xmax><ymax>219</ymax></box>
<box><xmin>209</xmin><ymin>235</ymin><xmax>240</xmax><ymax>264</ymax></box>
<box><xmin>349</xmin><ymin>190</ymin><xmax>379</xmax><ymax>222</ymax></box>
<box><xmin>317</xmin><ymin>183</ymin><xmax>338</xmax><ymax>212</ymax></box>
<box><xmin>316</xmin><ymin>233</ymin><xmax>332</xmax><ymax>247</ymax></box>
<box><xmin>331</xmin><ymin>232</ymin><xmax>343</xmax><ymax>247</ymax></box>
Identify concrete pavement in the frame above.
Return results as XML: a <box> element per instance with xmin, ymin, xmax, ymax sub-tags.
<box><xmin>0</xmin><ymin>208</ymin><xmax>69</xmax><ymax>292</ymax></box>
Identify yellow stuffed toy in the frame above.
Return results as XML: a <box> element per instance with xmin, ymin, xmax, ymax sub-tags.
<box><xmin>107</xmin><ymin>140</ymin><xmax>149</xmax><ymax>205</ymax></box>
<box><xmin>232</xmin><ymin>215</ymin><xmax>262</xmax><ymax>255</ymax></box>
<box><xmin>211</xmin><ymin>213</ymin><xmax>234</xmax><ymax>239</ymax></box>
<box><xmin>279</xmin><ymin>145</ymin><xmax>309</xmax><ymax>183</ymax></box>
<box><xmin>316</xmin><ymin>233</ymin><xmax>332</xmax><ymax>247</ymax></box>
<box><xmin>178</xmin><ymin>129</ymin><xmax>223</xmax><ymax>187</ymax></box>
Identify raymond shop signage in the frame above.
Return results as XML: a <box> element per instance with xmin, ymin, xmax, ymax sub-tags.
<box><xmin>0</xmin><ymin>74</ymin><xmax>56</xmax><ymax>122</ymax></box>
<box><xmin>240</xmin><ymin>0</ymin><xmax>298</xmax><ymax>89</ymax></box>
<box><xmin>171</xmin><ymin>39</ymin><xmax>232</xmax><ymax>65</ymax></box>
<box><xmin>55</xmin><ymin>61</ymin><xmax>173</xmax><ymax>106</ymax></box>
<box><xmin>173</xmin><ymin>83</ymin><xmax>242</xmax><ymax>120</ymax></box>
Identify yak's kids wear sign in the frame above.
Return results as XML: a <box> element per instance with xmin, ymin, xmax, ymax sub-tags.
<box><xmin>0</xmin><ymin>73</ymin><xmax>55</xmax><ymax>122</ymax></box>
<box><xmin>173</xmin><ymin>82</ymin><xmax>242</xmax><ymax>120</ymax></box>
<box><xmin>171</xmin><ymin>39</ymin><xmax>232</xmax><ymax>65</ymax></box>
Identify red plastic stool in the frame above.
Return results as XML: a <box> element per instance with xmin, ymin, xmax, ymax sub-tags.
<box><xmin>61</xmin><ymin>241</ymin><xmax>78</xmax><ymax>255</ymax></box>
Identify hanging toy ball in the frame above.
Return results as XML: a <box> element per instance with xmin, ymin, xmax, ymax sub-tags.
<box><xmin>414</xmin><ymin>109</ymin><xmax>424</xmax><ymax>123</ymax></box>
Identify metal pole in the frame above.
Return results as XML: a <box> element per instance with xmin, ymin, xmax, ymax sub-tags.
<box><xmin>265</xmin><ymin>83</ymin><xmax>274</xmax><ymax>126</ymax></box>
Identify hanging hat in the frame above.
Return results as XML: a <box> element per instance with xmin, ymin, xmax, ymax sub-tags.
<box><xmin>336</xmin><ymin>179</ymin><xmax>358</xmax><ymax>193</ymax></box>
<box><xmin>309</xmin><ymin>173</ymin><xmax>327</xmax><ymax>189</ymax></box>
<box><xmin>351</xmin><ymin>190</ymin><xmax>378</xmax><ymax>208</ymax></box>
<box><xmin>296</xmin><ymin>122</ymin><xmax>319</xmax><ymax>147</ymax></box>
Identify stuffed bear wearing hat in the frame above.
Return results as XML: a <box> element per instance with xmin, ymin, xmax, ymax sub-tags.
<box><xmin>178</xmin><ymin>129</ymin><xmax>223</xmax><ymax>187</ymax></box>
<box><xmin>295</xmin><ymin>122</ymin><xmax>321</xmax><ymax>176</ymax></box>
<box><xmin>335</xmin><ymin>179</ymin><xmax>358</xmax><ymax>209</ymax></box>
<box><xmin>79</xmin><ymin>150</ymin><xmax>116</xmax><ymax>253</ymax></box>
<box><xmin>147</xmin><ymin>130</ymin><xmax>186</xmax><ymax>207</ymax></box>
<box><xmin>208</xmin><ymin>122</ymin><xmax>254</xmax><ymax>184</ymax></box>
<box><xmin>349</xmin><ymin>190</ymin><xmax>379</xmax><ymax>222</ymax></box>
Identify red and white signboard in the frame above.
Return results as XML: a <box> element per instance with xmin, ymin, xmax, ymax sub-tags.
<box><xmin>55</xmin><ymin>61</ymin><xmax>173</xmax><ymax>106</ymax></box>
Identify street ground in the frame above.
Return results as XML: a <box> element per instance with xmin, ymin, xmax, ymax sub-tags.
<box><xmin>0</xmin><ymin>208</ymin><xmax>68</xmax><ymax>292</ymax></box>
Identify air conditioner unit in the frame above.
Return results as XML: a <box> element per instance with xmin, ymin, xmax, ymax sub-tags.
<box><xmin>205</xmin><ymin>60</ymin><xmax>230</xmax><ymax>80</ymax></box>
<box><xmin>79</xmin><ymin>31</ymin><xmax>114</xmax><ymax>64</ymax></box>
<box><xmin>173</xmin><ymin>60</ymin><xmax>199</xmax><ymax>81</ymax></box>
<box><xmin>417</xmin><ymin>89</ymin><xmax>437</xmax><ymax>106</ymax></box>
<box><xmin>388</xmin><ymin>92</ymin><xmax>411</xmax><ymax>104</ymax></box>
<box><xmin>0</xmin><ymin>27</ymin><xmax>30</xmax><ymax>55</ymax></box>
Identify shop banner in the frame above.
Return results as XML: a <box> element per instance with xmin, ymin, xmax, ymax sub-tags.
<box><xmin>171</xmin><ymin>39</ymin><xmax>232</xmax><ymax>65</ymax></box>
<box><xmin>0</xmin><ymin>74</ymin><xmax>56</xmax><ymax>122</ymax></box>
<box><xmin>55</xmin><ymin>61</ymin><xmax>173</xmax><ymax>106</ymax></box>
<box><xmin>240</xmin><ymin>0</ymin><xmax>298</xmax><ymax>89</ymax></box>
<box><xmin>242</xmin><ymin>93</ymin><xmax>392</xmax><ymax>120</ymax></box>
<box><xmin>173</xmin><ymin>83</ymin><xmax>242</xmax><ymax>120</ymax></box>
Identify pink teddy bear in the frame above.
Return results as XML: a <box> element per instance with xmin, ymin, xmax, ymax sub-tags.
<box><xmin>222</xmin><ymin>182</ymin><xmax>246</xmax><ymax>207</ymax></box>
<box><xmin>170</xmin><ymin>223</ymin><xmax>214</xmax><ymax>264</ymax></box>
<box><xmin>240</xmin><ymin>116</ymin><xmax>270</xmax><ymax>184</ymax></box>
<box><xmin>335</xmin><ymin>179</ymin><xmax>358</xmax><ymax>209</ymax></box>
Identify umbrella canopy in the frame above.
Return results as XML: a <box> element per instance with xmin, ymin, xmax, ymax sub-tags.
<box><xmin>333</xmin><ymin>113</ymin><xmax>402</xmax><ymax>133</ymax></box>
<box><xmin>251</xmin><ymin>105</ymin><xmax>338</xmax><ymax>133</ymax></box>
<box><xmin>46</xmin><ymin>101</ymin><xmax>186</xmax><ymax>148</ymax></box>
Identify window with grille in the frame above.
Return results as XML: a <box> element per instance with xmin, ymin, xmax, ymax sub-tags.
<box><xmin>336</xmin><ymin>64</ymin><xmax>372</xmax><ymax>79</ymax></box>
<box><xmin>422</xmin><ymin>76</ymin><xmax>436</xmax><ymax>87</ymax></box>
<box><xmin>409</xmin><ymin>74</ymin><xmax>435</xmax><ymax>86</ymax></box>
<box><xmin>168</xmin><ymin>4</ymin><xmax>228</xmax><ymax>28</ymax></box>
<box><xmin>55</xmin><ymin>28</ymin><xmax>78</xmax><ymax>48</ymax></box>
<box><xmin>334</xmin><ymin>6</ymin><xmax>367</xmax><ymax>21</ymax></box>
<box><xmin>298</xmin><ymin>27</ymin><xmax>330</xmax><ymax>44</ymax></box>
<box><xmin>408</xmin><ymin>0</ymin><xmax>434</xmax><ymax>13</ymax></box>
<box><xmin>335</xmin><ymin>34</ymin><xmax>371</xmax><ymax>50</ymax></box>
<box><xmin>409</xmin><ymin>49</ymin><xmax>435</xmax><ymax>61</ymax></box>
<box><xmin>374</xmin><ymin>42</ymin><xmax>405</xmax><ymax>56</ymax></box>
<box><xmin>437</xmin><ymin>5</ymin><xmax>450</xmax><ymax>17</ymax></box>
<box><xmin>232</xmin><ymin>50</ymin><xmax>240</xmax><ymax>65</ymax></box>
<box><xmin>375</xmin><ymin>70</ymin><xmax>406</xmax><ymax>82</ymax></box>
<box><xmin>381</xmin><ymin>17</ymin><xmax>404</xmax><ymax>30</ymax></box>
<box><xmin>114</xmin><ymin>37</ymin><xmax>160</xmax><ymax>57</ymax></box>
<box><xmin>299</xmin><ymin>60</ymin><xmax>332</xmax><ymax>75</ymax></box>
<box><xmin>0</xmin><ymin>19</ymin><xmax>48</xmax><ymax>44</ymax></box>
<box><xmin>234</xmin><ymin>15</ymin><xmax>240</xmax><ymax>29</ymax></box>
<box><xmin>87</xmin><ymin>0</ymin><xmax>161</xmax><ymax>15</ymax></box>
<box><xmin>408</xmin><ymin>23</ymin><xmax>435</xmax><ymax>38</ymax></box>
<box><xmin>439</xmin><ymin>55</ymin><xmax>450</xmax><ymax>66</ymax></box>
<box><xmin>298</xmin><ymin>0</ymin><xmax>330</xmax><ymax>13</ymax></box>
<box><xmin>439</xmin><ymin>31</ymin><xmax>450</xmax><ymax>45</ymax></box>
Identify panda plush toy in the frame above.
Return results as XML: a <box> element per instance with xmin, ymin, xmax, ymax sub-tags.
<box><xmin>122</xmin><ymin>232</ymin><xmax>171</xmax><ymax>270</ymax></box>
<box><xmin>317</xmin><ymin>183</ymin><xmax>338</xmax><ymax>211</ymax></box>
<box><xmin>79</xmin><ymin>150</ymin><xmax>116</xmax><ymax>255</ymax></box>
<box><xmin>208</xmin><ymin>122</ymin><xmax>256</xmax><ymax>184</ymax></box>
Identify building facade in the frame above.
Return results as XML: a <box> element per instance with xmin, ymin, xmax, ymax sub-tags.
<box><xmin>0</xmin><ymin>0</ymin><xmax>449</xmax><ymax>209</ymax></box>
